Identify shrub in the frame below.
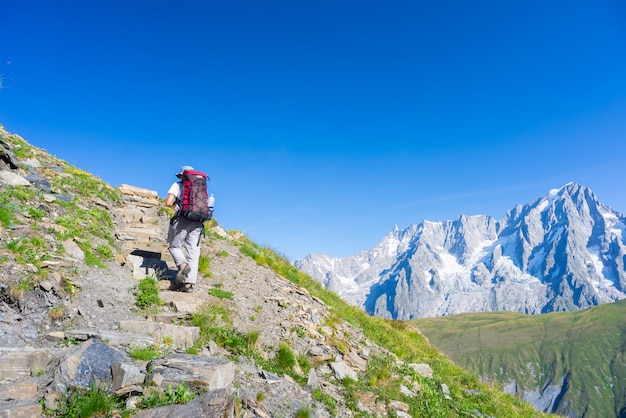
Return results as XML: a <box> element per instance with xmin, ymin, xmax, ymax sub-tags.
<box><xmin>140</xmin><ymin>383</ymin><xmax>195</xmax><ymax>408</ymax></box>
<box><xmin>135</xmin><ymin>277</ymin><xmax>163</xmax><ymax>309</ymax></box>
<box><xmin>56</xmin><ymin>382</ymin><xmax>122</xmax><ymax>417</ymax></box>
<box><xmin>295</xmin><ymin>406</ymin><xmax>311</xmax><ymax>418</ymax></box>
<box><xmin>275</xmin><ymin>342</ymin><xmax>296</xmax><ymax>372</ymax></box>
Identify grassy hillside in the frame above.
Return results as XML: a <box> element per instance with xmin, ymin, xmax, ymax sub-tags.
<box><xmin>236</xmin><ymin>239</ymin><xmax>552</xmax><ymax>417</ymax></box>
<box><xmin>413</xmin><ymin>300</ymin><xmax>626</xmax><ymax>417</ymax></box>
<box><xmin>0</xmin><ymin>125</ymin><xmax>550</xmax><ymax>417</ymax></box>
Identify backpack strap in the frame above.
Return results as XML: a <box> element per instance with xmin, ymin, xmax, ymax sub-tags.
<box><xmin>197</xmin><ymin>222</ymin><xmax>205</xmax><ymax>246</ymax></box>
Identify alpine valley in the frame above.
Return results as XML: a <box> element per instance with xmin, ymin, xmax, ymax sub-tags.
<box><xmin>295</xmin><ymin>182</ymin><xmax>626</xmax><ymax>319</ymax></box>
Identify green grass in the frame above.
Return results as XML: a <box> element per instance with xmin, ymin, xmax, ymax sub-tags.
<box><xmin>208</xmin><ymin>287</ymin><xmax>233</xmax><ymax>299</ymax></box>
<box><xmin>312</xmin><ymin>388</ymin><xmax>337</xmax><ymax>416</ymax></box>
<box><xmin>191</xmin><ymin>303</ymin><xmax>259</xmax><ymax>357</ymax></box>
<box><xmin>7</xmin><ymin>236</ymin><xmax>49</xmax><ymax>266</ymax></box>
<box><xmin>135</xmin><ymin>277</ymin><xmax>164</xmax><ymax>309</ymax></box>
<box><xmin>140</xmin><ymin>383</ymin><xmax>195</xmax><ymax>408</ymax></box>
<box><xmin>56</xmin><ymin>381</ymin><xmax>124</xmax><ymax>418</ymax></box>
<box><xmin>198</xmin><ymin>254</ymin><xmax>211</xmax><ymax>274</ymax></box>
<box><xmin>413</xmin><ymin>299</ymin><xmax>626</xmax><ymax>417</ymax></box>
<box><xmin>129</xmin><ymin>345</ymin><xmax>161</xmax><ymax>361</ymax></box>
<box><xmin>0</xmin><ymin>203</ymin><xmax>14</xmax><ymax>228</ymax></box>
<box><xmin>275</xmin><ymin>342</ymin><xmax>296</xmax><ymax>371</ymax></box>
<box><xmin>295</xmin><ymin>406</ymin><xmax>312</xmax><ymax>418</ymax></box>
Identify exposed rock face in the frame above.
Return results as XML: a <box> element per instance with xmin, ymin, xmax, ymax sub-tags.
<box><xmin>297</xmin><ymin>182</ymin><xmax>626</xmax><ymax>319</ymax></box>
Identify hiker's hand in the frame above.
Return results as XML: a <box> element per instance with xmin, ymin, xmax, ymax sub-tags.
<box><xmin>165</xmin><ymin>193</ymin><xmax>176</xmax><ymax>207</ymax></box>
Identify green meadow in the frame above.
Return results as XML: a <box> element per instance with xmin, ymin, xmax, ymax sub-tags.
<box><xmin>413</xmin><ymin>299</ymin><xmax>626</xmax><ymax>417</ymax></box>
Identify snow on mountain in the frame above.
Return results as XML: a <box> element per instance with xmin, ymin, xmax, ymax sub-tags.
<box><xmin>295</xmin><ymin>183</ymin><xmax>626</xmax><ymax>319</ymax></box>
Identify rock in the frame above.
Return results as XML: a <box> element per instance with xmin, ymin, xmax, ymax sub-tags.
<box><xmin>111</xmin><ymin>362</ymin><xmax>145</xmax><ymax>391</ymax></box>
<box><xmin>400</xmin><ymin>384</ymin><xmax>413</xmax><ymax>397</ymax></box>
<box><xmin>408</xmin><ymin>363</ymin><xmax>433</xmax><ymax>378</ymax></box>
<box><xmin>0</xmin><ymin>382</ymin><xmax>38</xmax><ymax>401</ymax></box>
<box><xmin>98</xmin><ymin>330</ymin><xmax>155</xmax><ymax>348</ymax></box>
<box><xmin>212</xmin><ymin>225</ymin><xmax>228</xmax><ymax>238</ymax></box>
<box><xmin>330</xmin><ymin>360</ymin><xmax>358</xmax><ymax>381</ymax></box>
<box><xmin>0</xmin><ymin>402</ymin><xmax>42</xmax><ymax>417</ymax></box>
<box><xmin>151</xmin><ymin>354</ymin><xmax>235</xmax><ymax>393</ymax></box>
<box><xmin>159</xmin><ymin>292</ymin><xmax>203</xmax><ymax>314</ymax></box>
<box><xmin>261</xmin><ymin>370</ymin><xmax>282</xmax><ymax>384</ymax></box>
<box><xmin>390</xmin><ymin>399</ymin><xmax>410</xmax><ymax>412</ymax></box>
<box><xmin>150</xmin><ymin>373</ymin><xmax>164</xmax><ymax>387</ymax></box>
<box><xmin>118</xmin><ymin>320</ymin><xmax>199</xmax><ymax>348</ymax></box>
<box><xmin>127</xmin><ymin>254</ymin><xmax>169</xmax><ymax>280</ymax></box>
<box><xmin>62</xmin><ymin>239</ymin><xmax>85</xmax><ymax>261</ymax></box>
<box><xmin>24</xmin><ymin>174</ymin><xmax>51</xmax><ymax>191</ymax></box>
<box><xmin>42</xmin><ymin>194</ymin><xmax>57</xmax><ymax>203</ymax></box>
<box><xmin>119</xmin><ymin>184</ymin><xmax>159</xmax><ymax>200</ymax></box>
<box><xmin>0</xmin><ymin>348</ymin><xmax>53</xmax><ymax>383</ymax></box>
<box><xmin>58</xmin><ymin>338</ymin><xmax>125</xmax><ymax>388</ymax></box>
<box><xmin>307</xmin><ymin>307</ymin><xmax>321</xmax><ymax>325</ymax></box>
<box><xmin>131</xmin><ymin>388</ymin><xmax>234</xmax><ymax>418</ymax></box>
<box><xmin>344</xmin><ymin>350</ymin><xmax>368</xmax><ymax>372</ymax></box>
<box><xmin>22</xmin><ymin>158</ymin><xmax>40</xmax><ymax>168</ymax></box>
<box><xmin>356</xmin><ymin>391</ymin><xmax>386</xmax><ymax>416</ymax></box>
<box><xmin>43</xmin><ymin>386</ymin><xmax>61</xmax><ymax>411</ymax></box>
<box><xmin>441</xmin><ymin>383</ymin><xmax>452</xmax><ymax>400</ymax></box>
<box><xmin>308</xmin><ymin>345</ymin><xmax>327</xmax><ymax>357</ymax></box>
<box><xmin>0</xmin><ymin>171</ymin><xmax>29</xmax><ymax>186</ymax></box>
<box><xmin>45</xmin><ymin>332</ymin><xmax>65</xmax><ymax>342</ymax></box>
<box><xmin>304</xmin><ymin>367</ymin><xmax>320</xmax><ymax>391</ymax></box>
<box><xmin>0</xmin><ymin>142</ymin><xmax>19</xmax><ymax>169</ymax></box>
<box><xmin>38</xmin><ymin>279</ymin><xmax>57</xmax><ymax>292</ymax></box>
<box><xmin>126</xmin><ymin>395</ymin><xmax>142</xmax><ymax>411</ymax></box>
<box><xmin>117</xmin><ymin>208</ymin><xmax>145</xmax><ymax>223</ymax></box>
<box><xmin>114</xmin><ymin>385</ymin><xmax>143</xmax><ymax>397</ymax></box>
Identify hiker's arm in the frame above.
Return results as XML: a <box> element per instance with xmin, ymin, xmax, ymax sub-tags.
<box><xmin>165</xmin><ymin>193</ymin><xmax>176</xmax><ymax>207</ymax></box>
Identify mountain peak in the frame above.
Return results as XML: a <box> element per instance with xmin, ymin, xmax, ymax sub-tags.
<box><xmin>298</xmin><ymin>183</ymin><xmax>626</xmax><ymax>319</ymax></box>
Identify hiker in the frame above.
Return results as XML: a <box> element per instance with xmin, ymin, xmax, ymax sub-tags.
<box><xmin>165</xmin><ymin>165</ymin><xmax>213</xmax><ymax>293</ymax></box>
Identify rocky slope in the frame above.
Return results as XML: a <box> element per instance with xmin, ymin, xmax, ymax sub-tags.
<box><xmin>297</xmin><ymin>183</ymin><xmax>626</xmax><ymax>319</ymax></box>
<box><xmin>0</xmin><ymin>125</ymin><xmax>545</xmax><ymax>417</ymax></box>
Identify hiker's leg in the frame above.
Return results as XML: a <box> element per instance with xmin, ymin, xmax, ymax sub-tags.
<box><xmin>184</xmin><ymin>224</ymin><xmax>202</xmax><ymax>284</ymax></box>
<box><xmin>167</xmin><ymin>220</ymin><xmax>188</xmax><ymax>268</ymax></box>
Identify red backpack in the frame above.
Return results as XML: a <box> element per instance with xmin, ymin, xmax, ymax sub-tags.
<box><xmin>179</xmin><ymin>170</ymin><xmax>212</xmax><ymax>222</ymax></box>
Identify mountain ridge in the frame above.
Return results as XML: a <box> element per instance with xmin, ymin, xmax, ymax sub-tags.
<box><xmin>296</xmin><ymin>182</ymin><xmax>626</xmax><ymax>319</ymax></box>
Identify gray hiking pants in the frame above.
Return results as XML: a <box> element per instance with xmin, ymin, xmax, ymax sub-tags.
<box><xmin>167</xmin><ymin>217</ymin><xmax>202</xmax><ymax>284</ymax></box>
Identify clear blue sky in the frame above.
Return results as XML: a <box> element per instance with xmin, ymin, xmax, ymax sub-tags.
<box><xmin>1</xmin><ymin>1</ymin><xmax>625</xmax><ymax>261</ymax></box>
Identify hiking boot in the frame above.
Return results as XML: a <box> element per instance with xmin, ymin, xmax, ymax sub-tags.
<box><xmin>180</xmin><ymin>283</ymin><xmax>194</xmax><ymax>293</ymax></box>
<box><xmin>176</xmin><ymin>263</ymin><xmax>191</xmax><ymax>283</ymax></box>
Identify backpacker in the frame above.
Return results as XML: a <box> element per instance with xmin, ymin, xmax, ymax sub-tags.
<box><xmin>179</xmin><ymin>169</ymin><xmax>212</xmax><ymax>222</ymax></box>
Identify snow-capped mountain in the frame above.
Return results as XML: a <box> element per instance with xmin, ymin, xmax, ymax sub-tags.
<box><xmin>295</xmin><ymin>183</ymin><xmax>626</xmax><ymax>319</ymax></box>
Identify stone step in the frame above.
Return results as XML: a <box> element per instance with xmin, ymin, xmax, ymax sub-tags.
<box><xmin>61</xmin><ymin>329</ymin><xmax>156</xmax><ymax>349</ymax></box>
<box><xmin>0</xmin><ymin>402</ymin><xmax>43</xmax><ymax>418</ymax></box>
<box><xmin>160</xmin><ymin>291</ymin><xmax>206</xmax><ymax>315</ymax></box>
<box><xmin>117</xmin><ymin>320</ymin><xmax>199</xmax><ymax>349</ymax></box>
<box><xmin>126</xmin><ymin>249</ymin><xmax>175</xmax><ymax>280</ymax></box>
<box><xmin>0</xmin><ymin>348</ymin><xmax>55</xmax><ymax>384</ymax></box>
<box><xmin>145</xmin><ymin>313</ymin><xmax>191</xmax><ymax>324</ymax></box>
